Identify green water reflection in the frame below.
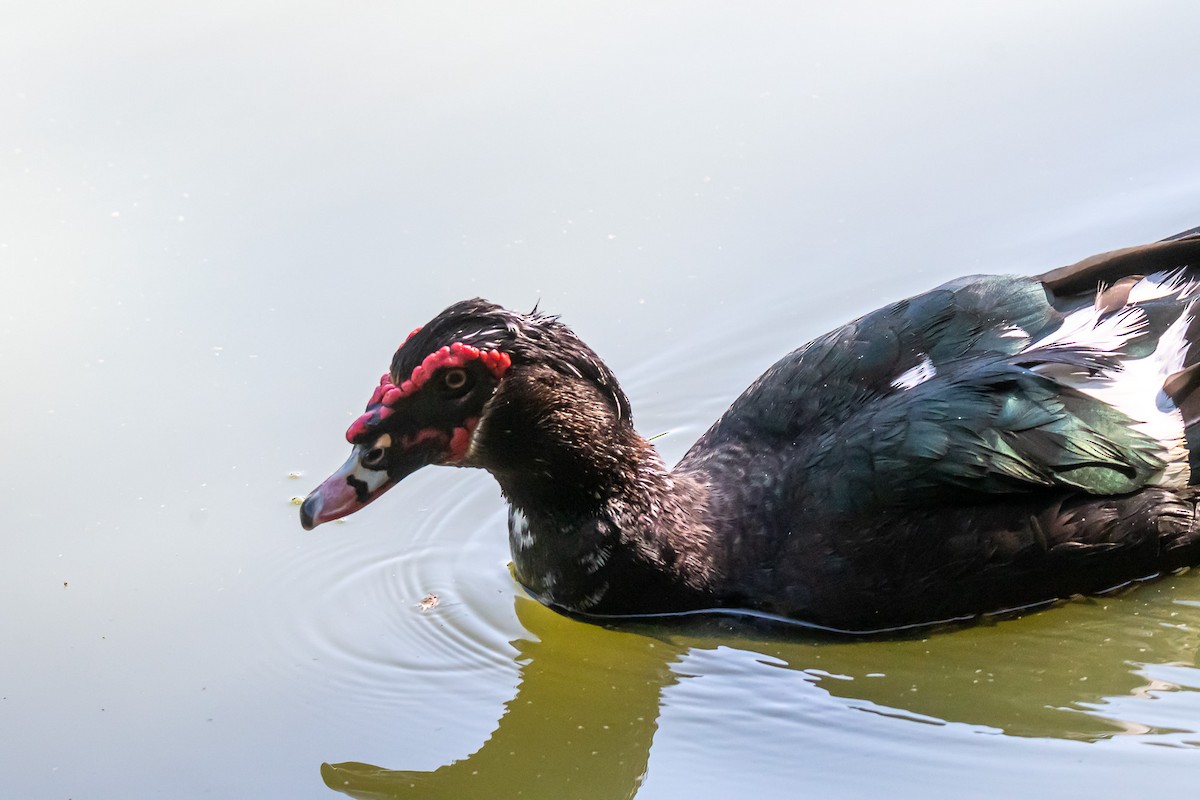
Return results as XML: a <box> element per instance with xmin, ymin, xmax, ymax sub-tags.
<box><xmin>323</xmin><ymin>573</ymin><xmax>1200</xmax><ymax>799</ymax></box>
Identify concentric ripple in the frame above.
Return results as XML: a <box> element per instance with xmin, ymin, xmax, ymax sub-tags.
<box><xmin>260</xmin><ymin>468</ymin><xmax>529</xmax><ymax>718</ymax></box>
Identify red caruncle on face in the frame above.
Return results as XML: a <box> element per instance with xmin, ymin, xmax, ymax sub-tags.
<box><xmin>344</xmin><ymin>342</ymin><xmax>512</xmax><ymax>444</ymax></box>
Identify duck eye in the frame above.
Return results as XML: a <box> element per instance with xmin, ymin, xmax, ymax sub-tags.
<box><xmin>441</xmin><ymin>367</ymin><xmax>471</xmax><ymax>393</ymax></box>
<box><xmin>361</xmin><ymin>434</ymin><xmax>391</xmax><ymax>469</ymax></box>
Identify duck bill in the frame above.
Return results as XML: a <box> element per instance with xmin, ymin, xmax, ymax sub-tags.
<box><xmin>300</xmin><ymin>447</ymin><xmax>397</xmax><ymax>530</ymax></box>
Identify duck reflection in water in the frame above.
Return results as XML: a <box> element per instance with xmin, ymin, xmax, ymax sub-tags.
<box><xmin>321</xmin><ymin>583</ymin><xmax>1200</xmax><ymax>800</ymax></box>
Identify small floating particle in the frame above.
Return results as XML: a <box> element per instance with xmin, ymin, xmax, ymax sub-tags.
<box><xmin>418</xmin><ymin>594</ymin><xmax>440</xmax><ymax>612</ymax></box>
<box><xmin>288</xmin><ymin>471</ymin><xmax>302</xmax><ymax>479</ymax></box>
<box><xmin>290</xmin><ymin>496</ymin><xmax>304</xmax><ymax>505</ymax></box>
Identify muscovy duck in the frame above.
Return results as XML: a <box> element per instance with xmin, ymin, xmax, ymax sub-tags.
<box><xmin>302</xmin><ymin>229</ymin><xmax>1200</xmax><ymax>633</ymax></box>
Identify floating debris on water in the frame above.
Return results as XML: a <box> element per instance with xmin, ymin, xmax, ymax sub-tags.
<box><xmin>418</xmin><ymin>594</ymin><xmax>440</xmax><ymax>612</ymax></box>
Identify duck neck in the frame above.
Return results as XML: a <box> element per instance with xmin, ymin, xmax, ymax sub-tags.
<box><xmin>473</xmin><ymin>367</ymin><xmax>720</xmax><ymax>614</ymax></box>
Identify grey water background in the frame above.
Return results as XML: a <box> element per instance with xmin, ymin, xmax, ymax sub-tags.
<box><xmin>4</xmin><ymin>2</ymin><xmax>1200</xmax><ymax>798</ymax></box>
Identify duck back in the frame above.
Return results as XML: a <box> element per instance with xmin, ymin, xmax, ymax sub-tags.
<box><xmin>675</xmin><ymin>230</ymin><xmax>1200</xmax><ymax>631</ymax></box>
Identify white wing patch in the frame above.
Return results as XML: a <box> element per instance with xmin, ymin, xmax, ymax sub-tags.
<box><xmin>999</xmin><ymin>324</ymin><xmax>1029</xmax><ymax>340</ymax></box>
<box><xmin>1030</xmin><ymin>304</ymin><xmax>1149</xmax><ymax>353</ymax></box>
<box><xmin>1127</xmin><ymin>268</ymin><xmax>1193</xmax><ymax>303</ymax></box>
<box><xmin>1026</xmin><ymin>270</ymin><xmax>1200</xmax><ymax>487</ymax></box>
<box><xmin>891</xmin><ymin>354</ymin><xmax>937</xmax><ymax>391</ymax></box>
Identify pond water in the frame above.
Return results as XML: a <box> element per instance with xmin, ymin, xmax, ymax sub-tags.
<box><xmin>4</xmin><ymin>2</ymin><xmax>1200</xmax><ymax>798</ymax></box>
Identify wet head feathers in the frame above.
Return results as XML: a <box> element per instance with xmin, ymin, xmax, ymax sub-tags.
<box><xmin>390</xmin><ymin>298</ymin><xmax>633</xmax><ymax>422</ymax></box>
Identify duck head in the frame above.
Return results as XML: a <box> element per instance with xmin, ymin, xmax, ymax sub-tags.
<box><xmin>299</xmin><ymin>298</ymin><xmax>630</xmax><ymax>529</ymax></box>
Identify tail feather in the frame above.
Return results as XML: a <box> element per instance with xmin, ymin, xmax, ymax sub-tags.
<box><xmin>1036</xmin><ymin>229</ymin><xmax>1200</xmax><ymax>486</ymax></box>
<box><xmin>1039</xmin><ymin>229</ymin><xmax>1200</xmax><ymax>296</ymax></box>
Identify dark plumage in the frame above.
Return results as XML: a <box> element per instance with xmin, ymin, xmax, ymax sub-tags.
<box><xmin>302</xmin><ymin>229</ymin><xmax>1200</xmax><ymax>633</ymax></box>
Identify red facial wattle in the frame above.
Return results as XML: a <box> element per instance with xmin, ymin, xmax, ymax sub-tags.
<box><xmin>345</xmin><ymin>342</ymin><xmax>511</xmax><ymax>444</ymax></box>
<box><xmin>447</xmin><ymin>418</ymin><xmax>479</xmax><ymax>462</ymax></box>
<box><xmin>302</xmin><ymin>340</ymin><xmax>510</xmax><ymax>530</ymax></box>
